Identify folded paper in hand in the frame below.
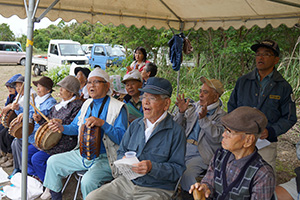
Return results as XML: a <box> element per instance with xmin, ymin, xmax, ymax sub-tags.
<box><xmin>114</xmin><ymin>157</ymin><xmax>144</xmax><ymax>180</ymax></box>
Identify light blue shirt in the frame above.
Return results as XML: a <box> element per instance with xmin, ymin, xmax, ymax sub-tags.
<box><xmin>256</xmin><ymin>70</ymin><xmax>274</xmax><ymax>96</ymax></box>
<box><xmin>63</xmin><ymin>96</ymin><xmax>128</xmax><ymax>154</ymax></box>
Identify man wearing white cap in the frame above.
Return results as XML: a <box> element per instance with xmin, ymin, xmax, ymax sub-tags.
<box><xmin>174</xmin><ymin>76</ymin><xmax>226</xmax><ymax>199</ymax></box>
<box><xmin>44</xmin><ymin>68</ymin><xmax>128</xmax><ymax>200</ymax></box>
<box><xmin>122</xmin><ymin>70</ymin><xmax>143</xmax><ymax>123</ymax></box>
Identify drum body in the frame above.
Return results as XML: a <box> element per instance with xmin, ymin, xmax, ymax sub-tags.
<box><xmin>35</xmin><ymin>122</ymin><xmax>62</xmax><ymax>150</ymax></box>
<box><xmin>2</xmin><ymin>110</ymin><xmax>17</xmax><ymax>128</ymax></box>
<box><xmin>8</xmin><ymin>118</ymin><xmax>34</xmax><ymax>138</ymax></box>
<box><xmin>79</xmin><ymin>125</ymin><xmax>101</xmax><ymax>160</ymax></box>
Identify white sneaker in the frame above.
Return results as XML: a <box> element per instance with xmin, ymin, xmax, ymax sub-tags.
<box><xmin>40</xmin><ymin>187</ymin><xmax>51</xmax><ymax>200</ymax></box>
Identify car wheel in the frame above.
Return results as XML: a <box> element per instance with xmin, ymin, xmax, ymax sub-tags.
<box><xmin>33</xmin><ymin>65</ymin><xmax>41</xmax><ymax>76</ymax></box>
<box><xmin>20</xmin><ymin>58</ymin><xmax>26</xmax><ymax>66</ymax></box>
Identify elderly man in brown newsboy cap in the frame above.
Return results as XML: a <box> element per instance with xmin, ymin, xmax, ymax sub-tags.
<box><xmin>189</xmin><ymin>106</ymin><xmax>275</xmax><ymax>200</ymax></box>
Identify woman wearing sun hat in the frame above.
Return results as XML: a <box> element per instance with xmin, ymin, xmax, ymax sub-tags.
<box><xmin>9</xmin><ymin>76</ymin><xmax>57</xmax><ymax>179</ymax></box>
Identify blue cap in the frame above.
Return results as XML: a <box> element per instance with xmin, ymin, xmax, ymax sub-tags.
<box><xmin>139</xmin><ymin>77</ymin><xmax>172</xmax><ymax>97</ymax></box>
<box><xmin>5</xmin><ymin>74</ymin><xmax>22</xmax><ymax>88</ymax></box>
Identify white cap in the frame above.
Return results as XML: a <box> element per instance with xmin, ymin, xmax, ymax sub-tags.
<box><xmin>88</xmin><ymin>68</ymin><xmax>112</xmax><ymax>95</ymax></box>
<box><xmin>122</xmin><ymin>70</ymin><xmax>142</xmax><ymax>83</ymax></box>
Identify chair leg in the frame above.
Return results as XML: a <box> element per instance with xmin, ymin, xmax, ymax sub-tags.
<box><xmin>61</xmin><ymin>174</ymin><xmax>72</xmax><ymax>194</ymax></box>
<box><xmin>74</xmin><ymin>175</ymin><xmax>82</xmax><ymax>200</ymax></box>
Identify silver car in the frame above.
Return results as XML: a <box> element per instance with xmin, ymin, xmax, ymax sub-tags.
<box><xmin>0</xmin><ymin>41</ymin><xmax>26</xmax><ymax>65</ymax></box>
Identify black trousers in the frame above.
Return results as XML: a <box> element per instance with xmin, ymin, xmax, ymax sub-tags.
<box><xmin>0</xmin><ymin>126</ymin><xmax>14</xmax><ymax>153</ymax></box>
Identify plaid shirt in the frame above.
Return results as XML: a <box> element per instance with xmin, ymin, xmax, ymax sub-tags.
<box><xmin>201</xmin><ymin>149</ymin><xmax>275</xmax><ymax>200</ymax></box>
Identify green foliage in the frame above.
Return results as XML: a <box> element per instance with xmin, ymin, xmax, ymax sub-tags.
<box><xmin>277</xmin><ymin>52</ymin><xmax>300</xmax><ymax>100</ymax></box>
<box><xmin>12</xmin><ymin>20</ymin><xmax>300</xmax><ymax>103</ymax></box>
<box><xmin>0</xmin><ymin>23</ymin><xmax>15</xmax><ymax>41</ymax></box>
<box><xmin>45</xmin><ymin>65</ymin><xmax>70</xmax><ymax>85</ymax></box>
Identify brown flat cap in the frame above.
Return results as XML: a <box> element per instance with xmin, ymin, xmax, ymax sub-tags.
<box><xmin>221</xmin><ymin>106</ymin><xmax>267</xmax><ymax>135</ymax></box>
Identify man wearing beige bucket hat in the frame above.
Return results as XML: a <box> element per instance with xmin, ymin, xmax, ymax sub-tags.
<box><xmin>174</xmin><ymin>76</ymin><xmax>226</xmax><ymax>199</ymax></box>
<box><xmin>190</xmin><ymin>106</ymin><xmax>275</xmax><ymax>199</ymax></box>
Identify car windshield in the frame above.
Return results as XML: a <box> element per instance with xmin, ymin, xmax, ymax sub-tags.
<box><xmin>105</xmin><ymin>46</ymin><xmax>125</xmax><ymax>57</ymax></box>
<box><xmin>59</xmin><ymin>44</ymin><xmax>85</xmax><ymax>56</ymax></box>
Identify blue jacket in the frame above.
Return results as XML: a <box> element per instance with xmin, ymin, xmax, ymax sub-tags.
<box><xmin>168</xmin><ymin>33</ymin><xmax>184</xmax><ymax>71</ymax></box>
<box><xmin>228</xmin><ymin>69</ymin><xmax>297</xmax><ymax>142</ymax></box>
<box><xmin>117</xmin><ymin>113</ymin><xmax>186</xmax><ymax>191</ymax></box>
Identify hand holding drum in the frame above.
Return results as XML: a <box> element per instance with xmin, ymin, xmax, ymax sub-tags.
<box><xmin>189</xmin><ymin>183</ymin><xmax>210</xmax><ymax>200</ymax></box>
<box><xmin>193</xmin><ymin>189</ymin><xmax>206</xmax><ymax>200</ymax></box>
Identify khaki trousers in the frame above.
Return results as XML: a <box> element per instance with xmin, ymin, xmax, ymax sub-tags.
<box><xmin>86</xmin><ymin>175</ymin><xmax>174</xmax><ymax>200</ymax></box>
<box><xmin>258</xmin><ymin>142</ymin><xmax>277</xmax><ymax>171</ymax></box>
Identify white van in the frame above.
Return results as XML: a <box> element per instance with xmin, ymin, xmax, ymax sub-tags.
<box><xmin>32</xmin><ymin>40</ymin><xmax>89</xmax><ymax>75</ymax></box>
<box><xmin>0</xmin><ymin>41</ymin><xmax>26</xmax><ymax>65</ymax></box>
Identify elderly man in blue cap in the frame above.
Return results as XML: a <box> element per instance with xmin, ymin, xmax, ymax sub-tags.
<box><xmin>86</xmin><ymin>77</ymin><xmax>186</xmax><ymax>200</ymax></box>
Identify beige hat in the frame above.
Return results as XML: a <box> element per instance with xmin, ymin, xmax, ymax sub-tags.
<box><xmin>200</xmin><ymin>76</ymin><xmax>224</xmax><ymax>96</ymax></box>
<box><xmin>57</xmin><ymin>75</ymin><xmax>80</xmax><ymax>96</ymax></box>
<box><xmin>122</xmin><ymin>70</ymin><xmax>142</xmax><ymax>83</ymax></box>
<box><xmin>88</xmin><ymin>68</ymin><xmax>112</xmax><ymax>95</ymax></box>
<box><xmin>221</xmin><ymin>106</ymin><xmax>268</xmax><ymax>136</ymax></box>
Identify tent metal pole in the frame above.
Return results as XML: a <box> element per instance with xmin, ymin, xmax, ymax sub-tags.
<box><xmin>21</xmin><ymin>0</ymin><xmax>35</xmax><ymax>199</ymax></box>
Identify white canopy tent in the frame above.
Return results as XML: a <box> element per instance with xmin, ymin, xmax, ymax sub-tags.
<box><xmin>1</xmin><ymin>0</ymin><xmax>300</xmax><ymax>30</ymax></box>
<box><xmin>1</xmin><ymin>0</ymin><xmax>300</xmax><ymax>199</ymax></box>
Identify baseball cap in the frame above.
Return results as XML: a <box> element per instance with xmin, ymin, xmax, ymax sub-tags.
<box><xmin>139</xmin><ymin>77</ymin><xmax>172</xmax><ymax>97</ymax></box>
<box><xmin>200</xmin><ymin>76</ymin><xmax>224</xmax><ymax>96</ymax></box>
<box><xmin>251</xmin><ymin>39</ymin><xmax>280</xmax><ymax>57</ymax></box>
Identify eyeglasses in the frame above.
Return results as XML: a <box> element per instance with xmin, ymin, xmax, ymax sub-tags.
<box><xmin>140</xmin><ymin>94</ymin><xmax>165</xmax><ymax>102</ymax></box>
<box><xmin>87</xmin><ymin>80</ymin><xmax>107</xmax><ymax>85</ymax></box>
<box><xmin>255</xmin><ymin>53</ymin><xmax>275</xmax><ymax>58</ymax></box>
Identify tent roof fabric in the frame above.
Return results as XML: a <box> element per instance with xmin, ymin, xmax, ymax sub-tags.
<box><xmin>1</xmin><ymin>0</ymin><xmax>300</xmax><ymax>30</ymax></box>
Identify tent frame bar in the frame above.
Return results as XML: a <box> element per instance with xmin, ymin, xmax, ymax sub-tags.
<box><xmin>35</xmin><ymin>0</ymin><xmax>60</xmax><ymax>22</ymax></box>
<box><xmin>268</xmin><ymin>0</ymin><xmax>300</xmax><ymax>8</ymax></box>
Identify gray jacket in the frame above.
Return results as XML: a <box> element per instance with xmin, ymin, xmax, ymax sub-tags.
<box><xmin>174</xmin><ymin>101</ymin><xmax>226</xmax><ymax>165</ymax></box>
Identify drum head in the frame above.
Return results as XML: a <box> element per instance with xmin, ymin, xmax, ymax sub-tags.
<box><xmin>41</xmin><ymin>131</ymin><xmax>62</xmax><ymax>150</ymax></box>
<box><xmin>9</xmin><ymin>119</ymin><xmax>34</xmax><ymax>139</ymax></box>
<box><xmin>3</xmin><ymin>110</ymin><xmax>17</xmax><ymax>128</ymax></box>
<box><xmin>35</xmin><ymin>123</ymin><xmax>49</xmax><ymax>148</ymax></box>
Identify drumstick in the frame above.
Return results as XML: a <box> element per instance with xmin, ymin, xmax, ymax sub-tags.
<box><xmin>31</xmin><ymin>94</ymin><xmax>37</xmax><ymax>114</ymax></box>
<box><xmin>15</xmin><ymin>82</ymin><xmax>24</xmax><ymax>103</ymax></box>
<box><xmin>29</xmin><ymin>102</ymin><xmax>49</xmax><ymax>122</ymax></box>
<box><xmin>29</xmin><ymin>102</ymin><xmax>62</xmax><ymax>134</ymax></box>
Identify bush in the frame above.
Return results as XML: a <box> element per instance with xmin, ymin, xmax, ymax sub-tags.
<box><xmin>45</xmin><ymin>65</ymin><xmax>70</xmax><ymax>85</ymax></box>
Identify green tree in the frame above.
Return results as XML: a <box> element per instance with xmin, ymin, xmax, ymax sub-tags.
<box><xmin>0</xmin><ymin>23</ymin><xmax>15</xmax><ymax>41</ymax></box>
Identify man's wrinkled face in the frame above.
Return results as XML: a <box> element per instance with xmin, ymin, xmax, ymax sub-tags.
<box><xmin>125</xmin><ymin>80</ymin><xmax>142</xmax><ymax>98</ymax></box>
<box><xmin>142</xmin><ymin>93</ymin><xmax>170</xmax><ymax>123</ymax></box>
<box><xmin>87</xmin><ymin>77</ymin><xmax>109</xmax><ymax>99</ymax></box>
<box><xmin>199</xmin><ymin>83</ymin><xmax>219</xmax><ymax>106</ymax></box>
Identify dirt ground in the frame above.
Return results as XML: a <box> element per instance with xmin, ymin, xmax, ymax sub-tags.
<box><xmin>0</xmin><ymin>64</ymin><xmax>298</xmax><ymax>199</ymax></box>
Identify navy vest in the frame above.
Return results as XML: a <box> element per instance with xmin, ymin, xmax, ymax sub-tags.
<box><xmin>213</xmin><ymin>148</ymin><xmax>264</xmax><ymax>200</ymax></box>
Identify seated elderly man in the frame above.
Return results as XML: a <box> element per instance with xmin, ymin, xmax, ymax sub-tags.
<box><xmin>44</xmin><ymin>68</ymin><xmax>128</xmax><ymax>200</ymax></box>
<box><xmin>174</xmin><ymin>76</ymin><xmax>226</xmax><ymax>198</ymax></box>
<box><xmin>86</xmin><ymin>77</ymin><xmax>186</xmax><ymax>200</ymax></box>
<box><xmin>190</xmin><ymin>106</ymin><xmax>275</xmax><ymax>200</ymax></box>
<box><xmin>122</xmin><ymin>70</ymin><xmax>143</xmax><ymax>122</ymax></box>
